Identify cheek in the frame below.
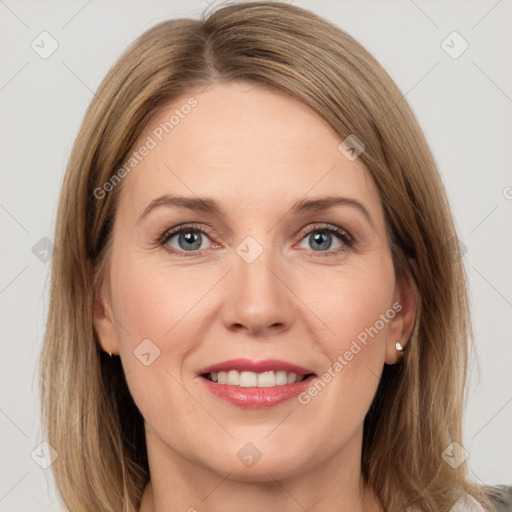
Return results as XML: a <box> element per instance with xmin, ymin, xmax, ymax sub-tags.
<box><xmin>108</xmin><ymin>249</ymin><xmax>221</xmax><ymax>414</ymax></box>
<box><xmin>296</xmin><ymin>257</ymin><xmax>395</xmax><ymax>401</ymax></box>
<box><xmin>110</xmin><ymin>250</ymin><xmax>208</xmax><ymax>349</ymax></box>
<box><xmin>332</xmin><ymin>279</ymin><xmax>393</xmax><ymax>358</ymax></box>
<box><xmin>108</xmin><ymin>254</ymin><xmax>205</xmax><ymax>440</ymax></box>
<box><xmin>300</xmin><ymin>258</ymin><xmax>395</xmax><ymax>352</ymax></box>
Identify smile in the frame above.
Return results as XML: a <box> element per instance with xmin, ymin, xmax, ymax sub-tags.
<box><xmin>203</xmin><ymin>370</ymin><xmax>310</xmax><ymax>387</ymax></box>
<box><xmin>197</xmin><ymin>358</ymin><xmax>317</xmax><ymax>408</ymax></box>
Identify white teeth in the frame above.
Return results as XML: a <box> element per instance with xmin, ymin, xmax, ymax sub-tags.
<box><xmin>275</xmin><ymin>370</ymin><xmax>288</xmax><ymax>385</ymax></box>
<box><xmin>287</xmin><ymin>372</ymin><xmax>297</xmax><ymax>384</ymax></box>
<box><xmin>226</xmin><ymin>370</ymin><xmax>239</xmax><ymax>385</ymax></box>
<box><xmin>240</xmin><ymin>371</ymin><xmax>257</xmax><ymax>387</ymax></box>
<box><xmin>257</xmin><ymin>371</ymin><xmax>275</xmax><ymax>387</ymax></box>
<box><xmin>209</xmin><ymin>370</ymin><xmax>308</xmax><ymax>387</ymax></box>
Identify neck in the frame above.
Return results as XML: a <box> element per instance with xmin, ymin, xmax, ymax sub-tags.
<box><xmin>138</xmin><ymin>424</ymin><xmax>384</xmax><ymax>512</ymax></box>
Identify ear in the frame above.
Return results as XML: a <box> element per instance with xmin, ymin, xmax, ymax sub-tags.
<box><xmin>92</xmin><ymin>272</ymin><xmax>120</xmax><ymax>356</ymax></box>
<box><xmin>385</xmin><ymin>259</ymin><xmax>418</xmax><ymax>364</ymax></box>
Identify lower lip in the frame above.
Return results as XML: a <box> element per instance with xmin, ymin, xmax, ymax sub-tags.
<box><xmin>199</xmin><ymin>375</ymin><xmax>316</xmax><ymax>409</ymax></box>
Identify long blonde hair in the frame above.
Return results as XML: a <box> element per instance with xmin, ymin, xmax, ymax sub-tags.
<box><xmin>40</xmin><ymin>1</ymin><xmax>495</xmax><ymax>510</ymax></box>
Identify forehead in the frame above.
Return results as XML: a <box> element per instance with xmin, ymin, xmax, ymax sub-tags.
<box><xmin>116</xmin><ymin>81</ymin><xmax>382</xmax><ymax>224</ymax></box>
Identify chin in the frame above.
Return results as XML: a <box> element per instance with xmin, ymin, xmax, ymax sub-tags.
<box><xmin>216</xmin><ymin>456</ymin><xmax>307</xmax><ymax>483</ymax></box>
<box><xmin>200</xmin><ymin>436</ymin><xmax>313</xmax><ymax>482</ymax></box>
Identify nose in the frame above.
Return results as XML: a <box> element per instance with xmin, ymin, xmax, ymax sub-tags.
<box><xmin>220</xmin><ymin>243</ymin><xmax>295</xmax><ymax>337</ymax></box>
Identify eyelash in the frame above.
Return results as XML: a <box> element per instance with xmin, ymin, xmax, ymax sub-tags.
<box><xmin>156</xmin><ymin>223</ymin><xmax>355</xmax><ymax>258</ymax></box>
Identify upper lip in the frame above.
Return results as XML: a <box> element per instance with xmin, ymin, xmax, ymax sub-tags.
<box><xmin>198</xmin><ymin>358</ymin><xmax>314</xmax><ymax>376</ymax></box>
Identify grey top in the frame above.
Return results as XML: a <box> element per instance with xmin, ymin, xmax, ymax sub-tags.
<box><xmin>486</xmin><ymin>485</ymin><xmax>512</xmax><ymax>512</ymax></box>
<box><xmin>406</xmin><ymin>486</ymin><xmax>512</xmax><ymax>511</ymax></box>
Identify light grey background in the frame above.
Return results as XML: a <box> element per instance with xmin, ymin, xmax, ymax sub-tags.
<box><xmin>1</xmin><ymin>0</ymin><xmax>511</xmax><ymax>510</ymax></box>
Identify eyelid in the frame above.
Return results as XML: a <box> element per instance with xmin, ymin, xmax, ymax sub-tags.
<box><xmin>296</xmin><ymin>222</ymin><xmax>354</xmax><ymax>245</ymax></box>
<box><xmin>157</xmin><ymin>223</ymin><xmax>217</xmax><ymax>245</ymax></box>
<box><xmin>158</xmin><ymin>222</ymin><xmax>355</xmax><ymax>256</ymax></box>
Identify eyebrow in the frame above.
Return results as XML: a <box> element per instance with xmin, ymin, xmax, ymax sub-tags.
<box><xmin>138</xmin><ymin>194</ymin><xmax>375</xmax><ymax>228</ymax></box>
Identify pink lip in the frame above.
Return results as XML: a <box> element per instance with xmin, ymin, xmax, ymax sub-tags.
<box><xmin>199</xmin><ymin>375</ymin><xmax>316</xmax><ymax>409</ymax></box>
<box><xmin>196</xmin><ymin>358</ymin><xmax>316</xmax><ymax>409</ymax></box>
<box><xmin>198</xmin><ymin>358</ymin><xmax>313</xmax><ymax>376</ymax></box>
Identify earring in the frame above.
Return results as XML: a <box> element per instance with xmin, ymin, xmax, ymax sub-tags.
<box><xmin>395</xmin><ymin>342</ymin><xmax>404</xmax><ymax>352</ymax></box>
<box><xmin>108</xmin><ymin>352</ymin><xmax>113</xmax><ymax>357</ymax></box>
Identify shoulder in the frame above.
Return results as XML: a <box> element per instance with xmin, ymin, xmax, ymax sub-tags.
<box><xmin>450</xmin><ymin>493</ymin><xmax>486</xmax><ymax>511</ymax></box>
<box><xmin>407</xmin><ymin>486</ymin><xmax>512</xmax><ymax>512</ymax></box>
<box><xmin>483</xmin><ymin>484</ymin><xmax>512</xmax><ymax>512</ymax></box>
<box><xmin>453</xmin><ymin>486</ymin><xmax>512</xmax><ymax>512</ymax></box>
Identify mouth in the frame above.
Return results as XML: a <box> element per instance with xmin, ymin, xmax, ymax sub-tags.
<box><xmin>198</xmin><ymin>357</ymin><xmax>316</xmax><ymax>387</ymax></box>
<box><xmin>197</xmin><ymin>358</ymin><xmax>317</xmax><ymax>408</ymax></box>
<box><xmin>201</xmin><ymin>370</ymin><xmax>315</xmax><ymax>387</ymax></box>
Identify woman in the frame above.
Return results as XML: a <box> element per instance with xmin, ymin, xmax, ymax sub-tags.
<box><xmin>39</xmin><ymin>2</ymin><xmax>510</xmax><ymax>511</ymax></box>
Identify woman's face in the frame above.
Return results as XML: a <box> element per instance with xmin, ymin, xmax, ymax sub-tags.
<box><xmin>94</xmin><ymin>81</ymin><xmax>414</xmax><ymax>482</ymax></box>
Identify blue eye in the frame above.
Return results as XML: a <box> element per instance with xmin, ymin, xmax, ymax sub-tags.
<box><xmin>299</xmin><ymin>225</ymin><xmax>353</xmax><ymax>254</ymax></box>
<box><xmin>160</xmin><ymin>225</ymin><xmax>214</xmax><ymax>255</ymax></box>
<box><xmin>158</xmin><ymin>223</ymin><xmax>354</xmax><ymax>257</ymax></box>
